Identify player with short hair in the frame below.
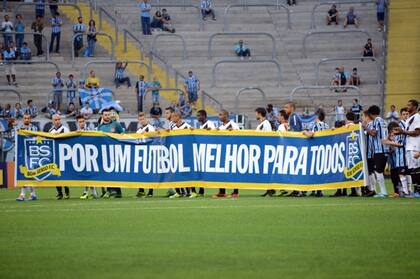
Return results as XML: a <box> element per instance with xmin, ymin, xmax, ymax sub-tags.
<box><xmin>361</xmin><ymin>110</ymin><xmax>377</xmax><ymax>197</ymax></box>
<box><xmin>16</xmin><ymin>114</ymin><xmax>38</xmax><ymax>201</ymax></box>
<box><xmin>213</xmin><ymin>109</ymin><xmax>240</xmax><ymax>198</ymax></box>
<box><xmin>364</xmin><ymin>105</ymin><xmax>389</xmax><ymax>198</ymax></box>
<box><xmin>136</xmin><ymin>112</ymin><xmax>156</xmax><ymax>198</ymax></box>
<box><xmin>49</xmin><ymin>114</ymin><xmax>70</xmax><ymax>200</ymax></box>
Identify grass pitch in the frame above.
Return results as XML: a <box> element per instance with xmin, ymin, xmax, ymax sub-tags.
<box><xmin>1</xmin><ymin>183</ymin><xmax>420</xmax><ymax>279</ymax></box>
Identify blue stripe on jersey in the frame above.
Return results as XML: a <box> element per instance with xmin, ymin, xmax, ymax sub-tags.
<box><xmin>366</xmin><ymin>122</ymin><xmax>374</xmax><ymax>159</ymax></box>
<box><xmin>372</xmin><ymin>117</ymin><xmax>388</xmax><ymax>154</ymax></box>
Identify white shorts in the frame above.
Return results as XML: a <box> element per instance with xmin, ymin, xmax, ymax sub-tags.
<box><xmin>406</xmin><ymin>150</ymin><xmax>420</xmax><ymax>170</ymax></box>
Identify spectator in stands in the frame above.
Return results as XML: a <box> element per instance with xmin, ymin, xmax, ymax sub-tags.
<box><xmin>73</xmin><ymin>16</ymin><xmax>86</xmax><ymax>57</ymax></box>
<box><xmin>135</xmin><ymin>74</ymin><xmax>147</xmax><ymax>112</ymax></box>
<box><xmin>331</xmin><ymin>67</ymin><xmax>340</xmax><ymax>89</ymax></box>
<box><xmin>151</xmin><ymin>11</ymin><xmax>164</xmax><ymax>31</ymax></box>
<box><xmin>181</xmin><ymin>102</ymin><xmax>192</xmax><ymax>118</ymax></box>
<box><xmin>114</xmin><ymin>61</ymin><xmax>131</xmax><ymax>88</ymax></box>
<box><xmin>266</xmin><ymin>104</ymin><xmax>277</xmax><ymax>125</ymax></box>
<box><xmin>140</xmin><ymin>0</ymin><xmax>152</xmax><ymax>35</ymax></box>
<box><xmin>149</xmin><ymin>102</ymin><xmax>164</xmax><ymax>129</ymax></box>
<box><xmin>11</xmin><ymin>103</ymin><xmax>24</xmax><ymax>119</ymax></box>
<box><xmin>31</xmin><ymin>16</ymin><xmax>44</xmax><ymax>56</ymax></box>
<box><xmin>66</xmin><ymin>74</ymin><xmax>77</xmax><ymax>104</ymax></box>
<box><xmin>43</xmin><ymin>101</ymin><xmax>56</xmax><ymax>119</ymax></box>
<box><xmin>1</xmin><ymin>104</ymin><xmax>11</xmax><ymax>118</ymax></box>
<box><xmin>350</xmin><ymin>98</ymin><xmax>362</xmax><ymax>121</ymax></box>
<box><xmin>326</xmin><ymin>4</ymin><xmax>339</xmax><ymax>25</ymax></box>
<box><xmin>147</xmin><ymin>76</ymin><xmax>161</xmax><ymax>104</ymax></box>
<box><xmin>65</xmin><ymin>102</ymin><xmax>77</xmax><ymax>118</ymax></box>
<box><xmin>85</xmin><ymin>19</ymin><xmax>97</xmax><ymax>57</ymax></box>
<box><xmin>80</xmin><ymin>101</ymin><xmax>93</xmax><ymax>119</ymax></box>
<box><xmin>349</xmin><ymin>67</ymin><xmax>361</xmax><ymax>86</ymax></box>
<box><xmin>9</xmin><ymin>41</ymin><xmax>19</xmax><ymax>58</ymax></box>
<box><xmin>201</xmin><ymin>0</ymin><xmax>216</xmax><ymax>21</ymax></box>
<box><xmin>161</xmin><ymin>9</ymin><xmax>176</xmax><ymax>33</ymax></box>
<box><xmin>85</xmin><ymin>70</ymin><xmax>100</xmax><ymax>89</ymax></box>
<box><xmin>24</xmin><ymin>100</ymin><xmax>38</xmax><ymax>118</ymax></box>
<box><xmin>334</xmin><ymin>99</ymin><xmax>346</xmax><ymax>121</ymax></box>
<box><xmin>344</xmin><ymin>7</ymin><xmax>359</xmax><ymax>28</ymax></box>
<box><xmin>184</xmin><ymin>70</ymin><xmax>200</xmax><ymax>110</ymax></box>
<box><xmin>2</xmin><ymin>15</ymin><xmax>14</xmax><ymax>47</ymax></box>
<box><xmin>3</xmin><ymin>45</ymin><xmax>17</xmax><ymax>86</ymax></box>
<box><xmin>14</xmin><ymin>14</ymin><xmax>25</xmax><ymax>49</ymax></box>
<box><xmin>51</xmin><ymin>71</ymin><xmax>64</xmax><ymax>111</ymax></box>
<box><xmin>49</xmin><ymin>0</ymin><xmax>59</xmax><ymax>17</ymax></box>
<box><xmin>386</xmin><ymin>104</ymin><xmax>399</xmax><ymax>123</ymax></box>
<box><xmin>234</xmin><ymin>40</ymin><xmax>251</xmax><ymax>60</ymax></box>
<box><xmin>19</xmin><ymin>42</ymin><xmax>31</xmax><ymax>61</ymax></box>
<box><xmin>287</xmin><ymin>0</ymin><xmax>296</xmax><ymax>6</ymax></box>
<box><xmin>35</xmin><ymin>0</ymin><xmax>45</xmax><ymax>18</ymax></box>
<box><xmin>333</xmin><ymin>66</ymin><xmax>348</xmax><ymax>92</ymax></box>
<box><xmin>376</xmin><ymin>0</ymin><xmax>387</xmax><ymax>32</ymax></box>
<box><xmin>49</xmin><ymin>12</ymin><xmax>62</xmax><ymax>53</ymax></box>
<box><xmin>362</xmin><ymin>38</ymin><xmax>375</xmax><ymax>61</ymax></box>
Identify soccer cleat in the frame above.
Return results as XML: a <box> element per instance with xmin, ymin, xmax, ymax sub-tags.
<box><xmin>64</xmin><ymin>194</ymin><xmax>70</xmax><ymax>200</ymax></box>
<box><xmin>189</xmin><ymin>192</ymin><xmax>197</xmax><ymax>199</ymax></box>
<box><xmin>29</xmin><ymin>195</ymin><xmax>37</xmax><ymax>201</ymax></box>
<box><xmin>212</xmin><ymin>193</ymin><xmax>228</xmax><ymax>198</ymax></box>
<box><xmin>136</xmin><ymin>191</ymin><xmax>146</xmax><ymax>198</ymax></box>
<box><xmin>56</xmin><ymin>195</ymin><xmax>63</xmax><ymax>200</ymax></box>
<box><xmin>229</xmin><ymin>193</ymin><xmax>239</xmax><ymax>198</ymax></box>
<box><xmin>16</xmin><ymin>195</ymin><xmax>25</xmax><ymax>202</ymax></box>
<box><xmin>80</xmin><ymin>193</ymin><xmax>89</xmax><ymax>200</ymax></box>
<box><xmin>169</xmin><ymin>193</ymin><xmax>180</xmax><ymax>199</ymax></box>
<box><xmin>278</xmin><ymin>190</ymin><xmax>288</xmax><ymax>197</ymax></box>
<box><xmin>102</xmin><ymin>192</ymin><xmax>111</xmax><ymax>199</ymax></box>
<box><xmin>373</xmin><ymin>193</ymin><xmax>388</xmax><ymax>198</ymax></box>
<box><xmin>89</xmin><ymin>194</ymin><xmax>98</xmax><ymax>200</ymax></box>
<box><xmin>146</xmin><ymin>194</ymin><xmax>153</xmax><ymax>198</ymax></box>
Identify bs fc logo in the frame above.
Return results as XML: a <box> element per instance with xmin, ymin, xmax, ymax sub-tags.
<box><xmin>19</xmin><ymin>136</ymin><xmax>61</xmax><ymax>181</ymax></box>
<box><xmin>344</xmin><ymin>131</ymin><xmax>364</xmax><ymax>181</ymax></box>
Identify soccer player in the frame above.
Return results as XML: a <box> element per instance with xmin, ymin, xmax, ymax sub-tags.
<box><xmin>196</xmin><ymin>109</ymin><xmax>216</xmax><ymax>197</ymax></box>
<box><xmin>169</xmin><ymin>111</ymin><xmax>192</xmax><ymax>198</ymax></box>
<box><xmin>16</xmin><ymin>114</ymin><xmax>38</xmax><ymax>201</ymax></box>
<box><xmin>49</xmin><ymin>114</ymin><xmax>70</xmax><ymax>200</ymax></box>
<box><xmin>361</xmin><ymin>110</ymin><xmax>377</xmax><ymax>197</ymax></box>
<box><xmin>255</xmin><ymin>107</ymin><xmax>276</xmax><ymax>197</ymax></box>
<box><xmin>76</xmin><ymin>115</ymin><xmax>98</xmax><ymax>199</ymax></box>
<box><xmin>164</xmin><ymin>106</ymin><xmax>176</xmax><ymax>130</ymax></box>
<box><xmin>303</xmin><ymin>109</ymin><xmax>329</xmax><ymax>197</ymax></box>
<box><xmin>395</xmin><ymin>100</ymin><xmax>420</xmax><ymax>196</ymax></box>
<box><xmin>214</xmin><ymin>109</ymin><xmax>240</xmax><ymax>198</ymax></box>
<box><xmin>277</xmin><ymin>110</ymin><xmax>289</xmax><ymax>132</ymax></box>
<box><xmin>136</xmin><ymin>112</ymin><xmax>155</xmax><ymax>198</ymax></box>
<box><xmin>364</xmin><ymin>105</ymin><xmax>389</xmax><ymax>198</ymax></box>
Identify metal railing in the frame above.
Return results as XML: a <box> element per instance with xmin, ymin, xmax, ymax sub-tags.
<box><xmin>224</xmin><ymin>3</ymin><xmax>291</xmax><ymax>31</ymax></box>
<box><xmin>98</xmin><ymin>6</ymin><xmax>119</xmax><ymax>43</ymax></box>
<box><xmin>211</xmin><ymin>59</ymin><xmax>282</xmax><ymax>87</ymax></box>
<box><xmin>87</xmin><ymin>0</ymin><xmax>98</xmax><ymax>19</ymax></box>
<box><xmin>208</xmin><ymin>32</ymin><xmax>277</xmax><ymax>59</ymax></box>
<box><xmin>302</xmin><ymin>30</ymin><xmax>371</xmax><ymax>58</ymax></box>
<box><xmin>123</xmin><ymin>29</ymin><xmax>146</xmax><ymax>60</ymax></box>
<box><xmin>82</xmin><ymin>60</ymin><xmax>151</xmax><ymax>81</ymax></box>
<box><xmin>13</xmin><ymin>2</ymin><xmax>82</xmax><ymax>19</ymax></box>
<box><xmin>0</xmin><ymin>88</ymin><xmax>22</xmax><ymax>103</ymax></box>
<box><xmin>71</xmin><ymin>32</ymin><xmax>115</xmax><ymax>65</ymax></box>
<box><xmin>235</xmin><ymin>87</ymin><xmax>267</xmax><ymax>114</ymax></box>
<box><xmin>200</xmin><ymin>90</ymin><xmax>223</xmax><ymax>112</ymax></box>
<box><xmin>315</xmin><ymin>57</ymin><xmax>382</xmax><ymax>85</ymax></box>
<box><xmin>0</xmin><ymin>31</ymin><xmax>50</xmax><ymax>60</ymax></box>
<box><xmin>0</xmin><ymin>60</ymin><xmax>60</xmax><ymax>73</ymax></box>
<box><xmin>289</xmin><ymin>85</ymin><xmax>362</xmax><ymax>107</ymax></box>
<box><xmin>152</xmin><ymin>4</ymin><xmax>203</xmax><ymax>31</ymax></box>
<box><xmin>310</xmin><ymin>0</ymin><xmax>376</xmax><ymax>29</ymax></box>
<box><xmin>151</xmin><ymin>33</ymin><xmax>188</xmax><ymax>60</ymax></box>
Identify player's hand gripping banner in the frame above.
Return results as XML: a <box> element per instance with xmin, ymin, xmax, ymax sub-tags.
<box><xmin>15</xmin><ymin>125</ymin><xmax>367</xmax><ymax>190</ymax></box>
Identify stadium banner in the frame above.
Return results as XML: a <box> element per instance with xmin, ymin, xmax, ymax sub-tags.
<box><xmin>15</xmin><ymin>125</ymin><xmax>367</xmax><ymax>190</ymax></box>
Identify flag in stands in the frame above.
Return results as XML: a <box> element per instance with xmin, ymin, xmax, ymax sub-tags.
<box><xmin>78</xmin><ymin>88</ymin><xmax>113</xmax><ymax>110</ymax></box>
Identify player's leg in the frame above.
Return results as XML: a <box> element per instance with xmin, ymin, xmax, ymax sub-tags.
<box><xmin>80</xmin><ymin>187</ymin><xmax>89</xmax><ymax>199</ymax></box>
<box><xmin>56</xmin><ymin>186</ymin><xmax>64</xmax><ymax>200</ymax></box>
<box><xmin>374</xmin><ymin>153</ymin><xmax>388</xmax><ymax>197</ymax></box>
<box><xmin>64</xmin><ymin>187</ymin><xmax>70</xmax><ymax>199</ymax></box>
<box><xmin>16</xmin><ymin>187</ymin><xmax>27</xmax><ymax>201</ymax></box>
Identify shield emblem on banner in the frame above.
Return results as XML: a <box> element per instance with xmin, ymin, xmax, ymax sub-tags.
<box><xmin>23</xmin><ymin>137</ymin><xmax>56</xmax><ymax>181</ymax></box>
<box><xmin>345</xmin><ymin>131</ymin><xmax>363</xmax><ymax>181</ymax></box>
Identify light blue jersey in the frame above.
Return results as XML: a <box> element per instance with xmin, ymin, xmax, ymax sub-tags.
<box><xmin>372</xmin><ymin>116</ymin><xmax>388</xmax><ymax>154</ymax></box>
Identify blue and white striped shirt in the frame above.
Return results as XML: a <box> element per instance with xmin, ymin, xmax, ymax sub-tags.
<box><xmin>73</xmin><ymin>23</ymin><xmax>86</xmax><ymax>33</ymax></box>
<box><xmin>391</xmin><ymin>120</ymin><xmax>407</xmax><ymax>168</ymax></box>
<box><xmin>115</xmin><ymin>67</ymin><xmax>126</xmax><ymax>79</ymax></box>
<box><xmin>24</xmin><ymin>106</ymin><xmax>38</xmax><ymax>118</ymax></box>
<box><xmin>18</xmin><ymin>123</ymin><xmax>38</xmax><ymax>132</ymax></box>
<box><xmin>52</xmin><ymin>77</ymin><xmax>64</xmax><ymax>89</ymax></box>
<box><xmin>372</xmin><ymin>116</ymin><xmax>388</xmax><ymax>154</ymax></box>
<box><xmin>184</xmin><ymin>75</ymin><xmax>199</xmax><ymax>93</ymax></box>
<box><xmin>312</xmin><ymin>121</ymin><xmax>329</xmax><ymax>132</ymax></box>
<box><xmin>51</xmin><ymin>17</ymin><xmax>62</xmax><ymax>33</ymax></box>
<box><xmin>366</xmin><ymin>121</ymin><xmax>374</xmax><ymax>159</ymax></box>
<box><xmin>201</xmin><ymin>0</ymin><xmax>213</xmax><ymax>9</ymax></box>
<box><xmin>136</xmin><ymin>80</ymin><xmax>147</xmax><ymax>97</ymax></box>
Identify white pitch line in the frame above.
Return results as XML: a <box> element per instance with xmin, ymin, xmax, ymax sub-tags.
<box><xmin>0</xmin><ymin>201</ymin><xmax>419</xmax><ymax>213</ymax></box>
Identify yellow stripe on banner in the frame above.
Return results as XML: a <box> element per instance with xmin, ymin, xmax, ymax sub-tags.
<box><xmin>17</xmin><ymin>124</ymin><xmax>360</xmax><ymax>139</ymax></box>
<box><xmin>16</xmin><ymin>180</ymin><xmax>365</xmax><ymax>191</ymax></box>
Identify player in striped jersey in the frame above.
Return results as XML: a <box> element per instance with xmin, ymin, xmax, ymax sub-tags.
<box><xmin>49</xmin><ymin>114</ymin><xmax>70</xmax><ymax>200</ymax></box>
<box><xmin>213</xmin><ymin>109</ymin><xmax>240</xmax><ymax>198</ymax></box>
<box><xmin>16</xmin><ymin>114</ymin><xmax>38</xmax><ymax>201</ymax></box>
<box><xmin>136</xmin><ymin>112</ymin><xmax>156</xmax><ymax>198</ymax></box>
<box><xmin>303</xmin><ymin>109</ymin><xmax>329</xmax><ymax>197</ymax></box>
<box><xmin>362</xmin><ymin>111</ymin><xmax>377</xmax><ymax>197</ymax></box>
<box><xmin>169</xmin><ymin>111</ymin><xmax>192</xmax><ymax>198</ymax></box>
<box><xmin>364</xmin><ymin>105</ymin><xmax>389</xmax><ymax>198</ymax></box>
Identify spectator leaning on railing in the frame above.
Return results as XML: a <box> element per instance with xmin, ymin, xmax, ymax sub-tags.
<box><xmin>14</xmin><ymin>14</ymin><xmax>25</xmax><ymax>49</ymax></box>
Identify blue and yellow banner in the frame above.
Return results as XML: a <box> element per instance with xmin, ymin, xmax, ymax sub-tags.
<box><xmin>15</xmin><ymin>125</ymin><xmax>367</xmax><ymax>190</ymax></box>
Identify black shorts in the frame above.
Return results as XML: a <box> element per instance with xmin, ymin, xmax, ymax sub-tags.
<box><xmin>377</xmin><ymin>12</ymin><xmax>385</xmax><ymax>21</ymax></box>
<box><xmin>367</xmin><ymin>158</ymin><xmax>375</xmax><ymax>174</ymax></box>
<box><xmin>374</xmin><ymin>153</ymin><xmax>388</xmax><ymax>173</ymax></box>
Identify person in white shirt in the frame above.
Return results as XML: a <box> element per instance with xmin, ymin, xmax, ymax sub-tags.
<box><xmin>135</xmin><ymin>112</ymin><xmax>156</xmax><ymax>198</ymax></box>
<box><xmin>168</xmin><ymin>111</ymin><xmax>192</xmax><ymax>198</ymax></box>
<box><xmin>385</xmin><ymin>104</ymin><xmax>400</xmax><ymax>123</ymax></box>
<box><xmin>80</xmin><ymin>101</ymin><xmax>93</xmax><ymax>119</ymax></box>
<box><xmin>49</xmin><ymin>114</ymin><xmax>70</xmax><ymax>200</ymax></box>
<box><xmin>164</xmin><ymin>106</ymin><xmax>176</xmax><ymax>130</ymax></box>
<box><xmin>1</xmin><ymin>14</ymin><xmax>14</xmax><ymax>46</ymax></box>
<box><xmin>213</xmin><ymin>109</ymin><xmax>240</xmax><ymax>198</ymax></box>
<box><xmin>334</xmin><ymin>99</ymin><xmax>346</xmax><ymax>121</ymax></box>
<box><xmin>396</xmin><ymin>100</ymin><xmax>420</xmax><ymax>195</ymax></box>
<box><xmin>277</xmin><ymin>109</ymin><xmax>289</xmax><ymax>132</ymax></box>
